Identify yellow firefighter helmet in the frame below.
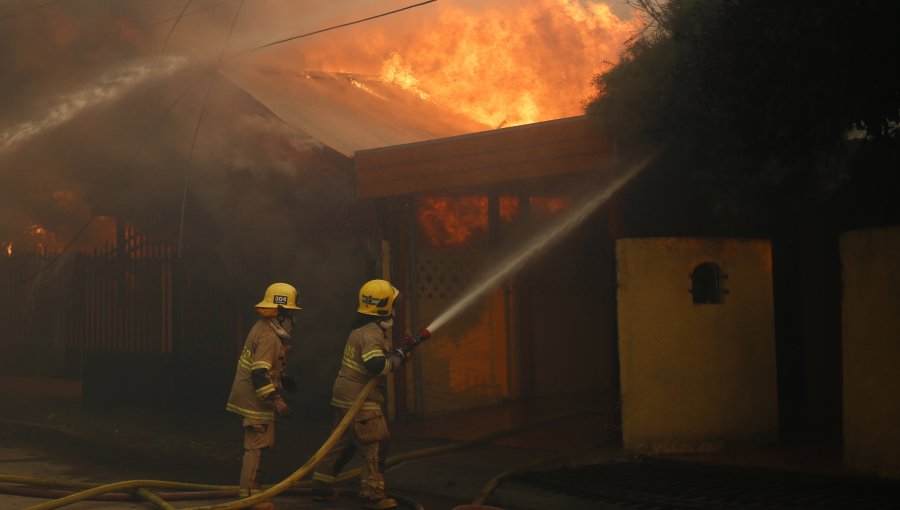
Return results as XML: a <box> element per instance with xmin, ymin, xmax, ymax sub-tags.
<box><xmin>358</xmin><ymin>279</ymin><xmax>399</xmax><ymax>316</ymax></box>
<box><xmin>255</xmin><ymin>282</ymin><xmax>302</xmax><ymax>310</ymax></box>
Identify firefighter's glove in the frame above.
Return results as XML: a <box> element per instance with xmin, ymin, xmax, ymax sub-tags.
<box><xmin>389</xmin><ymin>347</ymin><xmax>410</xmax><ymax>367</ymax></box>
<box><xmin>280</xmin><ymin>375</ymin><xmax>298</xmax><ymax>394</ymax></box>
<box><xmin>273</xmin><ymin>395</ymin><xmax>293</xmax><ymax>418</ymax></box>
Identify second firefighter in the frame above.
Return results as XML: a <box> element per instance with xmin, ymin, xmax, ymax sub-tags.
<box><xmin>311</xmin><ymin>279</ymin><xmax>408</xmax><ymax>509</ymax></box>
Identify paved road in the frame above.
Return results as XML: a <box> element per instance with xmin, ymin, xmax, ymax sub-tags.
<box><xmin>0</xmin><ymin>438</ymin><xmax>467</xmax><ymax>510</ymax></box>
<box><xmin>0</xmin><ymin>442</ymin><xmax>148</xmax><ymax>509</ymax></box>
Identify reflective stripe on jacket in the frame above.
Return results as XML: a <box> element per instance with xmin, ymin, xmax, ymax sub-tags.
<box><xmin>226</xmin><ymin>318</ymin><xmax>286</xmax><ymax>422</ymax></box>
<box><xmin>331</xmin><ymin>322</ymin><xmax>395</xmax><ymax>410</ymax></box>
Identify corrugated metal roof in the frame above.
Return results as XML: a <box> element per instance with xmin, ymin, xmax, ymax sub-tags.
<box><xmin>223</xmin><ymin>63</ymin><xmax>486</xmax><ymax>157</ymax></box>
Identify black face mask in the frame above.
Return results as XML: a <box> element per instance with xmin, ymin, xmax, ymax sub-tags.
<box><xmin>277</xmin><ymin>312</ymin><xmax>295</xmax><ymax>333</ymax></box>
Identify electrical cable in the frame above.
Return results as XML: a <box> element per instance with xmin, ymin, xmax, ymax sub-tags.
<box><xmin>161</xmin><ymin>0</ymin><xmax>196</xmax><ymax>51</ymax></box>
<box><xmin>0</xmin><ymin>0</ymin><xmax>67</xmax><ymax>22</ymax></box>
<box><xmin>176</xmin><ymin>0</ymin><xmax>244</xmax><ymax>258</ymax></box>
<box><xmin>136</xmin><ymin>0</ymin><xmax>232</xmax><ymax>32</ymax></box>
<box><xmin>226</xmin><ymin>0</ymin><xmax>437</xmax><ymax>60</ymax></box>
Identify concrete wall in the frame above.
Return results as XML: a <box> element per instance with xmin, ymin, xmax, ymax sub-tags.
<box><xmin>841</xmin><ymin>227</ymin><xmax>900</xmax><ymax>478</ymax></box>
<box><xmin>616</xmin><ymin>238</ymin><xmax>779</xmax><ymax>454</ymax></box>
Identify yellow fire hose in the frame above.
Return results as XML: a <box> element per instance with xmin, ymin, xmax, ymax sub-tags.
<box><xmin>20</xmin><ymin>378</ymin><xmax>377</xmax><ymax>510</ymax></box>
<box><xmin>471</xmin><ymin>441</ymin><xmax>612</xmax><ymax>505</ymax></box>
<box><xmin>300</xmin><ymin>409</ymin><xmax>596</xmax><ymax>487</ymax></box>
<box><xmin>3</xmin><ymin>386</ymin><xmax>596</xmax><ymax>510</ymax></box>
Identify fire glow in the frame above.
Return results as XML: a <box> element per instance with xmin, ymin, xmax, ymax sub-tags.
<box><xmin>417</xmin><ymin>196</ymin><xmax>570</xmax><ymax>247</ymax></box>
<box><xmin>376</xmin><ymin>0</ymin><xmax>640</xmax><ymax>127</ymax></box>
<box><xmin>294</xmin><ymin>0</ymin><xmax>640</xmax><ymax>128</ymax></box>
<box><xmin>26</xmin><ymin>224</ymin><xmax>54</xmax><ymax>254</ymax></box>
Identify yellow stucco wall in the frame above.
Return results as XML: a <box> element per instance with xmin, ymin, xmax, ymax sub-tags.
<box><xmin>616</xmin><ymin>238</ymin><xmax>779</xmax><ymax>454</ymax></box>
<box><xmin>841</xmin><ymin>227</ymin><xmax>900</xmax><ymax>478</ymax></box>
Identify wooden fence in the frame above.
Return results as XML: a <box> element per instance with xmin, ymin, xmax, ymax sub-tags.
<box><xmin>0</xmin><ymin>228</ymin><xmax>245</xmax><ymax>407</ymax></box>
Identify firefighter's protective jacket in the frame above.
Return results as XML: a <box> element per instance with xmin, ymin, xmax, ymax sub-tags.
<box><xmin>331</xmin><ymin>322</ymin><xmax>397</xmax><ymax>411</ymax></box>
<box><xmin>226</xmin><ymin>318</ymin><xmax>287</xmax><ymax>422</ymax></box>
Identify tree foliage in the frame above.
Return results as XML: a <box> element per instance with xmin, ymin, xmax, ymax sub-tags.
<box><xmin>587</xmin><ymin>0</ymin><xmax>900</xmax><ymax>225</ymax></box>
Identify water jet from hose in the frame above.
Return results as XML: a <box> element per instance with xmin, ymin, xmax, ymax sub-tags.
<box><xmin>425</xmin><ymin>153</ymin><xmax>657</xmax><ymax>335</ymax></box>
<box><xmin>0</xmin><ymin>56</ymin><xmax>187</xmax><ymax>155</ymax></box>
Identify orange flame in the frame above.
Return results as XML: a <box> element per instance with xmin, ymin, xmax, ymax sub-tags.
<box><xmin>53</xmin><ymin>190</ymin><xmax>75</xmax><ymax>207</ymax></box>
<box><xmin>531</xmin><ymin>197</ymin><xmax>570</xmax><ymax>215</ymax></box>
<box><xmin>291</xmin><ymin>0</ymin><xmax>640</xmax><ymax>128</ymax></box>
<box><xmin>417</xmin><ymin>196</ymin><xmax>489</xmax><ymax>246</ymax></box>
<box><xmin>4</xmin><ymin>243</ymin><xmax>11</xmax><ymax>257</ymax></box>
<box><xmin>29</xmin><ymin>225</ymin><xmax>48</xmax><ymax>236</ymax></box>
<box><xmin>26</xmin><ymin>224</ymin><xmax>55</xmax><ymax>255</ymax></box>
<box><xmin>417</xmin><ymin>195</ymin><xmax>568</xmax><ymax>246</ymax></box>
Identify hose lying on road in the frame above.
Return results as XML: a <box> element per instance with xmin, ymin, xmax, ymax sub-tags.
<box><xmin>1</xmin><ymin>392</ymin><xmax>596</xmax><ymax>510</ymax></box>
<box><xmin>472</xmin><ymin>441</ymin><xmax>614</xmax><ymax>506</ymax></box>
<box><xmin>293</xmin><ymin>409</ymin><xmax>596</xmax><ymax>487</ymax></box>
<box><xmin>17</xmin><ymin>378</ymin><xmax>377</xmax><ymax>510</ymax></box>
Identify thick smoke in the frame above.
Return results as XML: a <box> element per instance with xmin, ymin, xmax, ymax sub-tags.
<box><xmin>0</xmin><ymin>0</ymin><xmax>636</xmax><ymax>402</ymax></box>
<box><xmin>0</xmin><ymin>1</ymin><xmax>370</xmax><ymax>397</ymax></box>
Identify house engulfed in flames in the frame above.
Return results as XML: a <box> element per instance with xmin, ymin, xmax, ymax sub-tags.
<box><xmin>355</xmin><ymin>116</ymin><xmax>619</xmax><ymax>417</ymax></box>
<box><xmin>225</xmin><ymin>63</ymin><xmax>622</xmax><ymax>416</ymax></box>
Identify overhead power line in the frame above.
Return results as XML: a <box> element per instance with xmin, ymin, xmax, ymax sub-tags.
<box><xmin>177</xmin><ymin>0</ymin><xmax>245</xmax><ymax>258</ymax></box>
<box><xmin>161</xmin><ymin>0</ymin><xmax>196</xmax><ymax>51</ymax></box>
<box><xmin>230</xmin><ymin>0</ymin><xmax>437</xmax><ymax>59</ymax></box>
<box><xmin>0</xmin><ymin>0</ymin><xmax>66</xmax><ymax>22</ymax></box>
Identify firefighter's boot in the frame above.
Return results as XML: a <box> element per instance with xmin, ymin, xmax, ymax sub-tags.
<box><xmin>359</xmin><ymin>469</ymin><xmax>396</xmax><ymax>509</ymax></box>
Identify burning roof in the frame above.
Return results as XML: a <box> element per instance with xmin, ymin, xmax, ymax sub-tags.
<box><xmin>222</xmin><ymin>64</ymin><xmax>487</xmax><ymax>157</ymax></box>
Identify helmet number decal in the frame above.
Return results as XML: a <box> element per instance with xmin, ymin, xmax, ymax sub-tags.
<box><xmin>273</xmin><ymin>295</ymin><xmax>288</xmax><ymax>305</ymax></box>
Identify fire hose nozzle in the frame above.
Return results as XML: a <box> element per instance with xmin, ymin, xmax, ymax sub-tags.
<box><xmin>397</xmin><ymin>328</ymin><xmax>431</xmax><ymax>357</ymax></box>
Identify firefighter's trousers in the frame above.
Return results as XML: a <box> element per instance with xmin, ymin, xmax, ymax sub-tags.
<box><xmin>312</xmin><ymin>407</ymin><xmax>390</xmax><ymax>500</ymax></box>
<box><xmin>240</xmin><ymin>422</ymin><xmax>275</xmax><ymax>496</ymax></box>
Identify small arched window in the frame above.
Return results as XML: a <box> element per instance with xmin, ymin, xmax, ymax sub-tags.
<box><xmin>691</xmin><ymin>262</ymin><xmax>727</xmax><ymax>304</ymax></box>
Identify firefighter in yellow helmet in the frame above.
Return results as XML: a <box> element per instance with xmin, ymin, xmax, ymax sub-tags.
<box><xmin>311</xmin><ymin>279</ymin><xmax>407</xmax><ymax>509</ymax></box>
<box><xmin>226</xmin><ymin>282</ymin><xmax>302</xmax><ymax>510</ymax></box>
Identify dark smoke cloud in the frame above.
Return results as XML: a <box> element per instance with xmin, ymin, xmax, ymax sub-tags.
<box><xmin>0</xmin><ymin>1</ymin><xmax>377</xmax><ymax>398</ymax></box>
<box><xmin>0</xmin><ymin>0</ymin><xmax>636</xmax><ymax>401</ymax></box>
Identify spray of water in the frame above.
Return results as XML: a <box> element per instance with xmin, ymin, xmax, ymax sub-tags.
<box><xmin>425</xmin><ymin>153</ymin><xmax>657</xmax><ymax>334</ymax></box>
<box><xmin>0</xmin><ymin>56</ymin><xmax>188</xmax><ymax>155</ymax></box>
